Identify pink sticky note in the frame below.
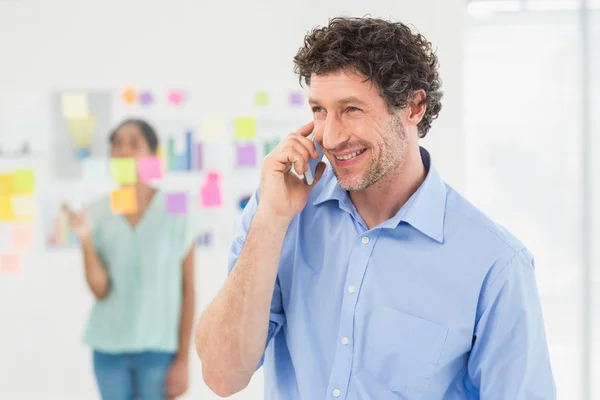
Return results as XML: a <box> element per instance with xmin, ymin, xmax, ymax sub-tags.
<box><xmin>236</xmin><ymin>143</ymin><xmax>256</xmax><ymax>167</ymax></box>
<box><xmin>166</xmin><ymin>192</ymin><xmax>188</xmax><ymax>214</ymax></box>
<box><xmin>168</xmin><ymin>89</ymin><xmax>185</xmax><ymax>106</ymax></box>
<box><xmin>0</xmin><ymin>252</ymin><xmax>20</xmax><ymax>275</ymax></box>
<box><xmin>200</xmin><ymin>171</ymin><xmax>222</xmax><ymax>208</ymax></box>
<box><xmin>11</xmin><ymin>224</ymin><xmax>34</xmax><ymax>249</ymax></box>
<box><xmin>137</xmin><ymin>156</ymin><xmax>163</xmax><ymax>184</ymax></box>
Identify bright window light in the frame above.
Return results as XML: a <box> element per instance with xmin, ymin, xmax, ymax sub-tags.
<box><xmin>468</xmin><ymin>1</ymin><xmax>523</xmax><ymax>16</ymax></box>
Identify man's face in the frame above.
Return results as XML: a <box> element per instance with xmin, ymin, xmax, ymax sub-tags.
<box><xmin>309</xmin><ymin>70</ymin><xmax>408</xmax><ymax>191</ymax></box>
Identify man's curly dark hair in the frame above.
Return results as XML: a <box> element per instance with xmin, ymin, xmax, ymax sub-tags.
<box><xmin>293</xmin><ymin>17</ymin><xmax>443</xmax><ymax>138</ymax></box>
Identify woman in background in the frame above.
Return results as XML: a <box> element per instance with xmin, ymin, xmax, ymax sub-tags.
<box><xmin>65</xmin><ymin>119</ymin><xmax>197</xmax><ymax>400</ymax></box>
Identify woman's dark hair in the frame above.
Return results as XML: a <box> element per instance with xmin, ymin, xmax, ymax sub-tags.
<box><xmin>293</xmin><ymin>17</ymin><xmax>443</xmax><ymax>138</ymax></box>
<box><xmin>109</xmin><ymin>119</ymin><xmax>159</xmax><ymax>154</ymax></box>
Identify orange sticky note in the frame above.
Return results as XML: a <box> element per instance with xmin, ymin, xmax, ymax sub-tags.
<box><xmin>121</xmin><ymin>87</ymin><xmax>137</xmax><ymax>105</ymax></box>
<box><xmin>11</xmin><ymin>224</ymin><xmax>34</xmax><ymax>249</ymax></box>
<box><xmin>0</xmin><ymin>253</ymin><xmax>20</xmax><ymax>275</ymax></box>
<box><xmin>110</xmin><ymin>186</ymin><xmax>138</xmax><ymax>214</ymax></box>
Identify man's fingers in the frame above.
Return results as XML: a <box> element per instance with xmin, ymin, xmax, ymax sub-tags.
<box><xmin>295</xmin><ymin>121</ymin><xmax>314</xmax><ymax>137</ymax></box>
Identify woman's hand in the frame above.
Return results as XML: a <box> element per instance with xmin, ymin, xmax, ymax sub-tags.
<box><xmin>165</xmin><ymin>357</ymin><xmax>189</xmax><ymax>399</ymax></box>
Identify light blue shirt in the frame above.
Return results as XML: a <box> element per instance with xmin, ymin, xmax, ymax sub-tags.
<box><xmin>228</xmin><ymin>147</ymin><xmax>555</xmax><ymax>399</ymax></box>
<box><xmin>85</xmin><ymin>191</ymin><xmax>198</xmax><ymax>354</ymax></box>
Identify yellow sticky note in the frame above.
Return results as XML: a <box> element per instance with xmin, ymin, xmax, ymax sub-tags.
<box><xmin>0</xmin><ymin>253</ymin><xmax>20</xmax><ymax>275</ymax></box>
<box><xmin>110</xmin><ymin>158</ymin><xmax>137</xmax><ymax>184</ymax></box>
<box><xmin>234</xmin><ymin>117</ymin><xmax>257</xmax><ymax>141</ymax></box>
<box><xmin>67</xmin><ymin>116</ymin><xmax>96</xmax><ymax>147</ymax></box>
<box><xmin>0</xmin><ymin>174</ymin><xmax>13</xmax><ymax>197</ymax></box>
<box><xmin>110</xmin><ymin>186</ymin><xmax>138</xmax><ymax>214</ymax></box>
<box><xmin>199</xmin><ymin>119</ymin><xmax>225</xmax><ymax>142</ymax></box>
<box><xmin>254</xmin><ymin>91</ymin><xmax>269</xmax><ymax>106</ymax></box>
<box><xmin>0</xmin><ymin>196</ymin><xmax>14</xmax><ymax>221</ymax></box>
<box><xmin>11</xmin><ymin>195</ymin><xmax>36</xmax><ymax>220</ymax></box>
<box><xmin>13</xmin><ymin>169</ymin><xmax>35</xmax><ymax>195</ymax></box>
<box><xmin>11</xmin><ymin>224</ymin><xmax>34</xmax><ymax>249</ymax></box>
<box><xmin>61</xmin><ymin>93</ymin><xmax>90</xmax><ymax>119</ymax></box>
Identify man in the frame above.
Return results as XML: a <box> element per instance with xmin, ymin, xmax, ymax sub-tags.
<box><xmin>196</xmin><ymin>17</ymin><xmax>556</xmax><ymax>399</ymax></box>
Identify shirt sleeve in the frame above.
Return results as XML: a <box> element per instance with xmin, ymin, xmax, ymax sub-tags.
<box><xmin>227</xmin><ymin>188</ymin><xmax>286</xmax><ymax>370</ymax></box>
<box><xmin>181</xmin><ymin>210</ymin><xmax>200</xmax><ymax>261</ymax></box>
<box><xmin>467</xmin><ymin>248</ymin><xmax>556</xmax><ymax>399</ymax></box>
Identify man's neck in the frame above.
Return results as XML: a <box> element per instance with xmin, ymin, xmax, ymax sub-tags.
<box><xmin>349</xmin><ymin>146</ymin><xmax>427</xmax><ymax>229</ymax></box>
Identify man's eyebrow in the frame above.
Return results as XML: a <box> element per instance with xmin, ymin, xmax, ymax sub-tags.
<box><xmin>308</xmin><ymin>96</ymin><xmax>368</xmax><ymax>106</ymax></box>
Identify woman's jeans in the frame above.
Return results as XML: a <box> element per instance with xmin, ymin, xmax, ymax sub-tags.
<box><xmin>93</xmin><ymin>351</ymin><xmax>175</xmax><ymax>400</ymax></box>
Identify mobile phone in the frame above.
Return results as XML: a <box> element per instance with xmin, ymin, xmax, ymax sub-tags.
<box><xmin>304</xmin><ymin>132</ymin><xmax>324</xmax><ymax>186</ymax></box>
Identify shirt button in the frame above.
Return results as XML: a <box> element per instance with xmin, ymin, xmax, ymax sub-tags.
<box><xmin>348</xmin><ymin>285</ymin><xmax>356</xmax><ymax>294</ymax></box>
<box><xmin>341</xmin><ymin>337</ymin><xmax>349</xmax><ymax>345</ymax></box>
<box><xmin>361</xmin><ymin>236</ymin><xmax>369</xmax><ymax>244</ymax></box>
<box><xmin>333</xmin><ymin>389</ymin><xmax>341</xmax><ymax>397</ymax></box>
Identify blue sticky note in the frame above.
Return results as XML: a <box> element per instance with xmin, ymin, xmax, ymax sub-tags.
<box><xmin>82</xmin><ymin>158</ymin><xmax>109</xmax><ymax>180</ymax></box>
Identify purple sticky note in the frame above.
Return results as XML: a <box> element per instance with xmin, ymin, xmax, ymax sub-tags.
<box><xmin>236</xmin><ymin>144</ymin><xmax>256</xmax><ymax>167</ymax></box>
<box><xmin>139</xmin><ymin>91</ymin><xmax>153</xmax><ymax>106</ymax></box>
<box><xmin>290</xmin><ymin>91</ymin><xmax>303</xmax><ymax>106</ymax></box>
<box><xmin>166</xmin><ymin>192</ymin><xmax>188</xmax><ymax>214</ymax></box>
<box><xmin>137</xmin><ymin>156</ymin><xmax>163</xmax><ymax>184</ymax></box>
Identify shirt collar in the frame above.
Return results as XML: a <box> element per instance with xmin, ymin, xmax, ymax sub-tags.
<box><xmin>312</xmin><ymin>146</ymin><xmax>447</xmax><ymax>243</ymax></box>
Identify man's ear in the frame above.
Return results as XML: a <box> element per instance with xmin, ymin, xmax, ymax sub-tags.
<box><xmin>407</xmin><ymin>89</ymin><xmax>427</xmax><ymax>126</ymax></box>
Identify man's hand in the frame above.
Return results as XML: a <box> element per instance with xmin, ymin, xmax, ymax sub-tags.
<box><xmin>259</xmin><ymin>121</ymin><xmax>326</xmax><ymax>222</ymax></box>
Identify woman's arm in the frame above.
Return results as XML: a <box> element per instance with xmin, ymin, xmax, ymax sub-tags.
<box><xmin>80</xmin><ymin>235</ymin><xmax>110</xmax><ymax>300</ymax></box>
<box><xmin>178</xmin><ymin>247</ymin><xmax>196</xmax><ymax>361</ymax></box>
<box><xmin>64</xmin><ymin>205</ymin><xmax>109</xmax><ymax>300</ymax></box>
<box><xmin>166</xmin><ymin>246</ymin><xmax>195</xmax><ymax>398</ymax></box>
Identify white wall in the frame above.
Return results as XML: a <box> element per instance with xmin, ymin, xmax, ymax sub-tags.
<box><xmin>0</xmin><ymin>1</ymin><xmax>465</xmax><ymax>399</ymax></box>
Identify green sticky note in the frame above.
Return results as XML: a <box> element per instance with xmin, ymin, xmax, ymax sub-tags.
<box><xmin>110</xmin><ymin>158</ymin><xmax>137</xmax><ymax>184</ymax></box>
<box><xmin>254</xmin><ymin>91</ymin><xmax>269</xmax><ymax>106</ymax></box>
<box><xmin>264</xmin><ymin>139</ymin><xmax>279</xmax><ymax>157</ymax></box>
<box><xmin>234</xmin><ymin>117</ymin><xmax>257</xmax><ymax>141</ymax></box>
<box><xmin>13</xmin><ymin>169</ymin><xmax>35</xmax><ymax>195</ymax></box>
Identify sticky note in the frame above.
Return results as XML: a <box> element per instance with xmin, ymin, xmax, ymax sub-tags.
<box><xmin>67</xmin><ymin>116</ymin><xmax>96</xmax><ymax>147</ymax></box>
<box><xmin>0</xmin><ymin>196</ymin><xmax>14</xmax><ymax>221</ymax></box>
<box><xmin>110</xmin><ymin>158</ymin><xmax>137</xmax><ymax>184</ymax></box>
<box><xmin>61</xmin><ymin>93</ymin><xmax>90</xmax><ymax>118</ymax></box>
<box><xmin>236</xmin><ymin>144</ymin><xmax>257</xmax><ymax>167</ymax></box>
<box><xmin>290</xmin><ymin>91</ymin><xmax>304</xmax><ymax>106</ymax></box>
<box><xmin>0</xmin><ymin>174</ymin><xmax>13</xmax><ymax>197</ymax></box>
<box><xmin>110</xmin><ymin>186</ymin><xmax>138</xmax><ymax>214</ymax></box>
<box><xmin>11</xmin><ymin>196</ymin><xmax>36</xmax><ymax>219</ymax></box>
<box><xmin>139</xmin><ymin>90</ymin><xmax>153</xmax><ymax>106</ymax></box>
<box><xmin>82</xmin><ymin>158</ymin><xmax>109</xmax><ymax>180</ymax></box>
<box><xmin>137</xmin><ymin>156</ymin><xmax>163</xmax><ymax>184</ymax></box>
<box><xmin>264</xmin><ymin>139</ymin><xmax>279</xmax><ymax>157</ymax></box>
<box><xmin>13</xmin><ymin>169</ymin><xmax>35</xmax><ymax>195</ymax></box>
<box><xmin>121</xmin><ymin>87</ymin><xmax>137</xmax><ymax>105</ymax></box>
<box><xmin>234</xmin><ymin>117</ymin><xmax>257</xmax><ymax>140</ymax></box>
<box><xmin>168</xmin><ymin>89</ymin><xmax>185</xmax><ymax>106</ymax></box>
<box><xmin>199</xmin><ymin>119</ymin><xmax>225</xmax><ymax>142</ymax></box>
<box><xmin>166</xmin><ymin>192</ymin><xmax>188</xmax><ymax>214</ymax></box>
<box><xmin>255</xmin><ymin>91</ymin><xmax>269</xmax><ymax>106</ymax></box>
<box><xmin>0</xmin><ymin>253</ymin><xmax>20</xmax><ymax>275</ymax></box>
<box><xmin>11</xmin><ymin>224</ymin><xmax>34</xmax><ymax>249</ymax></box>
<box><xmin>200</xmin><ymin>171</ymin><xmax>222</xmax><ymax>208</ymax></box>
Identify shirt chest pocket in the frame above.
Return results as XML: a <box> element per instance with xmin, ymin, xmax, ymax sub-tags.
<box><xmin>360</xmin><ymin>307</ymin><xmax>449</xmax><ymax>395</ymax></box>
